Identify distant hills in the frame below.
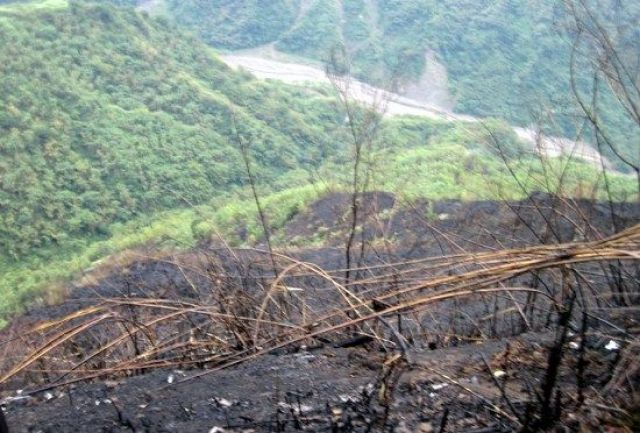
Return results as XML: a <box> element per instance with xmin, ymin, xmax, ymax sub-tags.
<box><xmin>157</xmin><ymin>0</ymin><xmax>638</xmax><ymax>165</ymax></box>
<box><xmin>4</xmin><ymin>0</ymin><xmax>637</xmax><ymax>165</ymax></box>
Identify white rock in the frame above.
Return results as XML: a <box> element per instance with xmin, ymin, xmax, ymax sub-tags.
<box><xmin>417</xmin><ymin>422</ymin><xmax>434</xmax><ymax>433</ymax></box>
<box><xmin>277</xmin><ymin>402</ymin><xmax>313</xmax><ymax>414</ymax></box>
<box><xmin>296</xmin><ymin>354</ymin><xmax>316</xmax><ymax>362</ymax></box>
<box><xmin>299</xmin><ymin>404</ymin><xmax>313</xmax><ymax>413</ymax></box>
<box><xmin>209</xmin><ymin>428</ymin><xmax>226</xmax><ymax>433</ymax></box>
<box><xmin>166</xmin><ymin>374</ymin><xmax>175</xmax><ymax>384</ymax></box>
<box><xmin>430</xmin><ymin>383</ymin><xmax>448</xmax><ymax>391</ymax></box>
<box><xmin>604</xmin><ymin>340</ymin><xmax>620</xmax><ymax>351</ymax></box>
<box><xmin>568</xmin><ymin>341</ymin><xmax>580</xmax><ymax>350</ymax></box>
<box><xmin>214</xmin><ymin>397</ymin><xmax>233</xmax><ymax>408</ymax></box>
<box><xmin>493</xmin><ymin>370</ymin><xmax>507</xmax><ymax>378</ymax></box>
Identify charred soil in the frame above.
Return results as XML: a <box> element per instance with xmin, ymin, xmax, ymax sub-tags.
<box><xmin>1</xmin><ymin>194</ymin><xmax>639</xmax><ymax>432</ymax></box>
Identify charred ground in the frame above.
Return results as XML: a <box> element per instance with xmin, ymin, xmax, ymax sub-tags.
<box><xmin>1</xmin><ymin>193</ymin><xmax>639</xmax><ymax>432</ymax></box>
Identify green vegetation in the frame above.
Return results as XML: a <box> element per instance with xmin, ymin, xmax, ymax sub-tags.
<box><xmin>166</xmin><ymin>0</ymin><xmax>298</xmax><ymax>49</ymax></box>
<box><xmin>0</xmin><ymin>0</ymin><xmax>636</xmax><ymax>326</ymax></box>
<box><xmin>131</xmin><ymin>0</ymin><xmax>637</xmax><ymax>168</ymax></box>
<box><xmin>0</xmin><ymin>2</ymin><xmax>346</xmax><ymax>259</ymax></box>
<box><xmin>10</xmin><ymin>1</ymin><xmax>637</xmax><ymax>166</ymax></box>
<box><xmin>276</xmin><ymin>0</ymin><xmax>341</xmax><ymax>60</ymax></box>
<box><xmin>0</xmin><ymin>182</ymin><xmax>331</xmax><ymax>325</ymax></box>
<box><xmin>375</xmin><ymin>118</ymin><xmax>635</xmax><ymax>202</ymax></box>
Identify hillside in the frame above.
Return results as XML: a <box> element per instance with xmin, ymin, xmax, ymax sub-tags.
<box><xmin>0</xmin><ymin>0</ymin><xmax>637</xmax><ymax>325</ymax></box>
<box><xmin>149</xmin><ymin>0</ymin><xmax>640</xmax><ymax>169</ymax></box>
<box><xmin>1</xmin><ymin>193</ymin><xmax>639</xmax><ymax>432</ymax></box>
<box><xmin>4</xmin><ymin>1</ymin><xmax>638</xmax><ymax>169</ymax></box>
<box><xmin>0</xmin><ymin>1</ymin><xmax>348</xmax><ymax>260</ymax></box>
<box><xmin>0</xmin><ymin>2</ymin><xmax>638</xmax><ymax>432</ymax></box>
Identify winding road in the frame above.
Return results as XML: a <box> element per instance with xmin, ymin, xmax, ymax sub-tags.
<box><xmin>221</xmin><ymin>54</ymin><xmax>611</xmax><ymax>169</ymax></box>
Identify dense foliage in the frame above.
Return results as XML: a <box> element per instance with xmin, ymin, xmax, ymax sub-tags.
<box><xmin>166</xmin><ymin>0</ymin><xmax>298</xmax><ymax>49</ymax></box>
<box><xmin>136</xmin><ymin>0</ymin><xmax>638</xmax><ymax>167</ymax></box>
<box><xmin>0</xmin><ymin>1</ymin><xmax>345</xmax><ymax>259</ymax></box>
<box><xmin>276</xmin><ymin>0</ymin><xmax>341</xmax><ymax>60</ymax></box>
<box><xmin>0</xmin><ymin>0</ymin><xmax>635</xmax><ymax>323</ymax></box>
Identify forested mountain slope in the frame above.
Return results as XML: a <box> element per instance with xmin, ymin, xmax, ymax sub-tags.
<box><xmin>0</xmin><ymin>0</ymin><xmax>635</xmax><ymax>322</ymax></box>
<box><xmin>149</xmin><ymin>0</ymin><xmax>640</xmax><ymax>167</ymax></box>
<box><xmin>0</xmin><ymin>1</ymin><xmax>345</xmax><ymax>259</ymax></box>
<box><xmin>4</xmin><ymin>0</ymin><xmax>637</xmax><ymax>167</ymax></box>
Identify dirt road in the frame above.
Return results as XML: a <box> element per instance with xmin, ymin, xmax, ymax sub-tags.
<box><xmin>221</xmin><ymin>54</ymin><xmax>611</xmax><ymax>168</ymax></box>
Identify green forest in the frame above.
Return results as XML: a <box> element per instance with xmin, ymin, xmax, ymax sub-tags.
<box><xmin>0</xmin><ymin>0</ymin><xmax>637</xmax><ymax>324</ymax></box>
<box><xmin>5</xmin><ymin>0</ymin><xmax>638</xmax><ymax>165</ymax></box>
<box><xmin>0</xmin><ymin>1</ymin><xmax>350</xmax><ymax>259</ymax></box>
<box><xmin>117</xmin><ymin>0</ymin><xmax>638</xmax><ymax>166</ymax></box>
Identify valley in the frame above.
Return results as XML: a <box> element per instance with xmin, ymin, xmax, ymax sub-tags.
<box><xmin>0</xmin><ymin>1</ymin><xmax>638</xmax><ymax>432</ymax></box>
<box><xmin>1</xmin><ymin>0</ymin><xmax>634</xmax><ymax>326</ymax></box>
<box><xmin>221</xmin><ymin>53</ymin><xmax>612</xmax><ymax>168</ymax></box>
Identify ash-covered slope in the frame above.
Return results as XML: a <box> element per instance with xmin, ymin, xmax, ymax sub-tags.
<box><xmin>1</xmin><ymin>194</ymin><xmax>638</xmax><ymax>432</ymax></box>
